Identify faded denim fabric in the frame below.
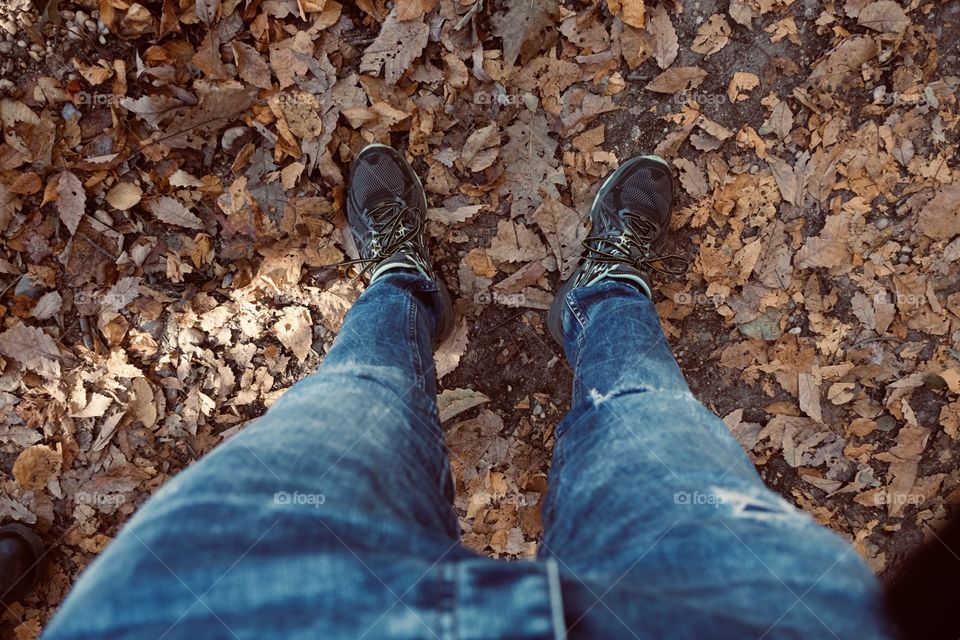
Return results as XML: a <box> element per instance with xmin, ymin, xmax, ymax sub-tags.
<box><xmin>43</xmin><ymin>272</ymin><xmax>892</xmax><ymax>640</ymax></box>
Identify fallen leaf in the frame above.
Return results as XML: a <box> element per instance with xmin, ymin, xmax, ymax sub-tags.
<box><xmin>146</xmin><ymin>196</ymin><xmax>204</xmax><ymax>229</ymax></box>
<box><xmin>273</xmin><ymin>305</ymin><xmax>313</xmax><ymax>361</ymax></box>
<box><xmin>492</xmin><ymin>0</ymin><xmax>559</xmax><ymax>68</ymax></box>
<box><xmin>501</xmin><ymin>111</ymin><xmax>565</xmax><ymax>218</ymax></box>
<box><xmin>56</xmin><ymin>171</ymin><xmax>85</xmax><ymax>235</ymax></box>
<box><xmin>71</xmin><ymin>392</ymin><xmax>113</xmax><ymax>418</ymax></box>
<box><xmin>646</xmin><ymin>66</ymin><xmax>707</xmax><ymax>93</ymax></box>
<box><xmin>534</xmin><ymin>197</ymin><xmax>589</xmax><ymax>278</ymax></box>
<box><xmin>0</xmin><ymin>324</ymin><xmax>60</xmax><ymax>378</ymax></box>
<box><xmin>487</xmin><ymin>220</ymin><xmax>548</xmax><ymax>264</ymax></box>
<box><xmin>435</xmin><ymin>317</ymin><xmax>469</xmax><ymax>379</ymax></box>
<box><xmin>646</xmin><ymin>4</ymin><xmax>678</xmax><ymax>69</ymax></box>
<box><xmin>620</xmin><ymin>0</ymin><xmax>646</xmax><ymax>28</ymax></box>
<box><xmin>32</xmin><ymin>291</ymin><xmax>62</xmax><ymax>320</ymax></box>
<box><xmin>232</xmin><ymin>42</ymin><xmax>273</xmax><ymax>90</ymax></box>
<box><xmin>438</xmin><ymin>388</ymin><xmax>490</xmax><ymax>422</ymax></box>
<box><xmin>727</xmin><ymin>71</ymin><xmax>760</xmax><ymax>102</ymax></box>
<box><xmin>13</xmin><ymin>444</ymin><xmax>62</xmax><ymax>491</ymax></box>
<box><xmin>460</xmin><ymin>124</ymin><xmax>501</xmax><ymax>172</ymax></box>
<box><xmin>858</xmin><ymin>0</ymin><xmax>910</xmax><ymax>34</ymax></box>
<box><xmin>105</xmin><ymin>182</ymin><xmax>143</xmax><ymax>210</ymax></box>
<box><xmin>691</xmin><ymin>14</ymin><xmax>731</xmax><ymax>57</ymax></box>
<box><xmin>794</xmin><ymin>213</ymin><xmax>852</xmax><ymax>271</ymax></box>
<box><xmin>673</xmin><ymin>158</ymin><xmax>709</xmax><ymax>197</ymax></box>
<box><xmin>360</xmin><ymin>7</ymin><xmax>430</xmax><ymax>84</ymax></box>
<box><xmin>798</xmin><ymin>372</ymin><xmax>823</xmax><ymax>423</ymax></box>
<box><xmin>758</xmin><ymin>100</ymin><xmax>794</xmax><ymax>139</ymax></box>
<box><xmin>916</xmin><ymin>184</ymin><xmax>960</xmax><ymax>241</ymax></box>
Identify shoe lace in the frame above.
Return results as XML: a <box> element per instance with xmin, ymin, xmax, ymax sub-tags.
<box><xmin>339</xmin><ymin>199</ymin><xmax>425</xmax><ymax>278</ymax></box>
<box><xmin>582</xmin><ymin>209</ymin><xmax>689</xmax><ymax>276</ymax></box>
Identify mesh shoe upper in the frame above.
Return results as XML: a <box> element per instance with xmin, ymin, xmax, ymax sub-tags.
<box><xmin>546</xmin><ymin>155</ymin><xmax>688</xmax><ymax>344</ymax></box>
<box><xmin>345</xmin><ymin>145</ymin><xmax>433</xmax><ymax>281</ymax></box>
<box><xmin>593</xmin><ymin>161</ymin><xmax>673</xmax><ymax>239</ymax></box>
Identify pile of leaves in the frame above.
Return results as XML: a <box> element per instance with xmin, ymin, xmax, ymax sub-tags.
<box><xmin>0</xmin><ymin>0</ymin><xmax>958</xmax><ymax>635</ymax></box>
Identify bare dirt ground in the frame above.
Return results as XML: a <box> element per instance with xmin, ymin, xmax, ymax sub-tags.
<box><xmin>1</xmin><ymin>0</ymin><xmax>959</xmax><ymax>636</ymax></box>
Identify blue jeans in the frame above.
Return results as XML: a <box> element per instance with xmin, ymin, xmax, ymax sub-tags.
<box><xmin>43</xmin><ymin>272</ymin><xmax>892</xmax><ymax>639</ymax></box>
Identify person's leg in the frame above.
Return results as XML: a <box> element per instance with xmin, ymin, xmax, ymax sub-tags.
<box><xmin>540</xmin><ymin>157</ymin><xmax>892</xmax><ymax>638</ymax></box>
<box><xmin>43</xmin><ymin>146</ymin><xmax>463</xmax><ymax>639</ymax></box>
<box><xmin>542</xmin><ymin>282</ymin><xmax>891</xmax><ymax>638</ymax></box>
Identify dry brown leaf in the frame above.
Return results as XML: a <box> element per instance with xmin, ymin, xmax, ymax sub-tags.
<box><xmin>646</xmin><ymin>4</ymin><xmax>678</xmax><ymax>69</ymax></box>
<box><xmin>57</xmin><ymin>170</ymin><xmax>85</xmax><ymax>235</ymax></box>
<box><xmin>273</xmin><ymin>305</ymin><xmax>313</xmax><ymax>362</ymax></box>
<box><xmin>0</xmin><ymin>324</ymin><xmax>60</xmax><ymax>378</ymax></box>
<box><xmin>106</xmin><ymin>182</ymin><xmax>143</xmax><ymax>210</ymax></box>
<box><xmin>858</xmin><ymin>0</ymin><xmax>910</xmax><ymax>34</ymax></box>
<box><xmin>673</xmin><ymin>158</ymin><xmax>709</xmax><ymax>197</ymax></box>
<box><xmin>435</xmin><ymin>317</ymin><xmax>469</xmax><ymax>379</ymax></box>
<box><xmin>438</xmin><ymin>388</ymin><xmax>490</xmax><ymax>423</ymax></box>
<box><xmin>620</xmin><ymin>0</ymin><xmax>646</xmax><ymax>28</ymax></box>
<box><xmin>501</xmin><ymin>111</ymin><xmax>565</xmax><ymax>218</ymax></box>
<box><xmin>195</xmin><ymin>0</ymin><xmax>221</xmax><ymax>27</ymax></box>
<box><xmin>460</xmin><ymin>124</ymin><xmax>501</xmax><ymax>172</ymax></box>
<box><xmin>758</xmin><ymin>100</ymin><xmax>794</xmax><ymax>139</ymax></box>
<box><xmin>727</xmin><ymin>71</ymin><xmax>759</xmax><ymax>102</ymax></box>
<box><xmin>916</xmin><ymin>183</ymin><xmax>960</xmax><ymax>241</ymax></box>
<box><xmin>492</xmin><ymin>0</ymin><xmax>559</xmax><ymax>68</ymax></box>
<box><xmin>232</xmin><ymin>42</ymin><xmax>273</xmax><ymax>90</ymax></box>
<box><xmin>32</xmin><ymin>291</ymin><xmax>62</xmax><ymax>320</ymax></box>
<box><xmin>794</xmin><ymin>213</ymin><xmax>852</xmax><ymax>271</ymax></box>
<box><xmin>13</xmin><ymin>444</ymin><xmax>62</xmax><ymax>491</ymax></box>
<box><xmin>146</xmin><ymin>196</ymin><xmax>204</xmax><ymax>229</ymax></box>
<box><xmin>159</xmin><ymin>87</ymin><xmax>256</xmax><ymax>149</ymax></box>
<box><xmin>487</xmin><ymin>220</ymin><xmax>547</xmax><ymax>264</ymax></box>
<box><xmin>360</xmin><ymin>7</ymin><xmax>430</xmax><ymax>84</ymax></box>
<box><xmin>269</xmin><ymin>32</ymin><xmax>313</xmax><ymax>89</ymax></box>
<box><xmin>691</xmin><ymin>14</ymin><xmax>731</xmax><ymax>57</ymax></box>
<box><xmin>646</xmin><ymin>66</ymin><xmax>707</xmax><ymax>94</ymax></box>
<box><xmin>71</xmin><ymin>392</ymin><xmax>114</xmax><ymax>419</ymax></box>
<box><xmin>534</xmin><ymin>197</ymin><xmax>588</xmax><ymax>278</ymax></box>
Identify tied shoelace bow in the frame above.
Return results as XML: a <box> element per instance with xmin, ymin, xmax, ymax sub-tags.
<box><xmin>582</xmin><ymin>210</ymin><xmax>690</xmax><ymax>277</ymax></box>
<box><xmin>338</xmin><ymin>199</ymin><xmax>425</xmax><ymax>278</ymax></box>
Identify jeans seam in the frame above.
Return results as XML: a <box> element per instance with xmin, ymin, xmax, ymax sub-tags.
<box><xmin>564</xmin><ymin>290</ymin><xmax>588</xmax><ymax>408</ymax></box>
<box><xmin>407</xmin><ymin>290</ymin><xmax>426</xmax><ymax>391</ymax></box>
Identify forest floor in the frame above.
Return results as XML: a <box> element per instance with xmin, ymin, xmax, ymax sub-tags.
<box><xmin>1</xmin><ymin>0</ymin><xmax>959</xmax><ymax>636</ymax></box>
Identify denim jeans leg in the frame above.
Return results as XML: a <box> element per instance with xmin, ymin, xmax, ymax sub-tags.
<box><xmin>42</xmin><ymin>270</ymin><xmax>461</xmax><ymax>639</ymax></box>
<box><xmin>539</xmin><ymin>281</ymin><xmax>892</xmax><ymax>639</ymax></box>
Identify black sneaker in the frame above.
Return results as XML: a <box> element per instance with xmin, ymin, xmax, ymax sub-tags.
<box><xmin>546</xmin><ymin>155</ymin><xmax>688</xmax><ymax>344</ymax></box>
<box><xmin>343</xmin><ymin>144</ymin><xmax>454</xmax><ymax>342</ymax></box>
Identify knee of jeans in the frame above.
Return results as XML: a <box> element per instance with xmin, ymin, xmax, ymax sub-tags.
<box><xmin>583</xmin><ymin>384</ymin><xmax>696</xmax><ymax>407</ymax></box>
<box><xmin>696</xmin><ymin>485</ymin><xmax>810</xmax><ymax>525</ymax></box>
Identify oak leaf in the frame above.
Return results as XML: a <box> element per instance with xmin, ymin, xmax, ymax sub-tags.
<box><xmin>360</xmin><ymin>8</ymin><xmax>429</xmax><ymax>84</ymax></box>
